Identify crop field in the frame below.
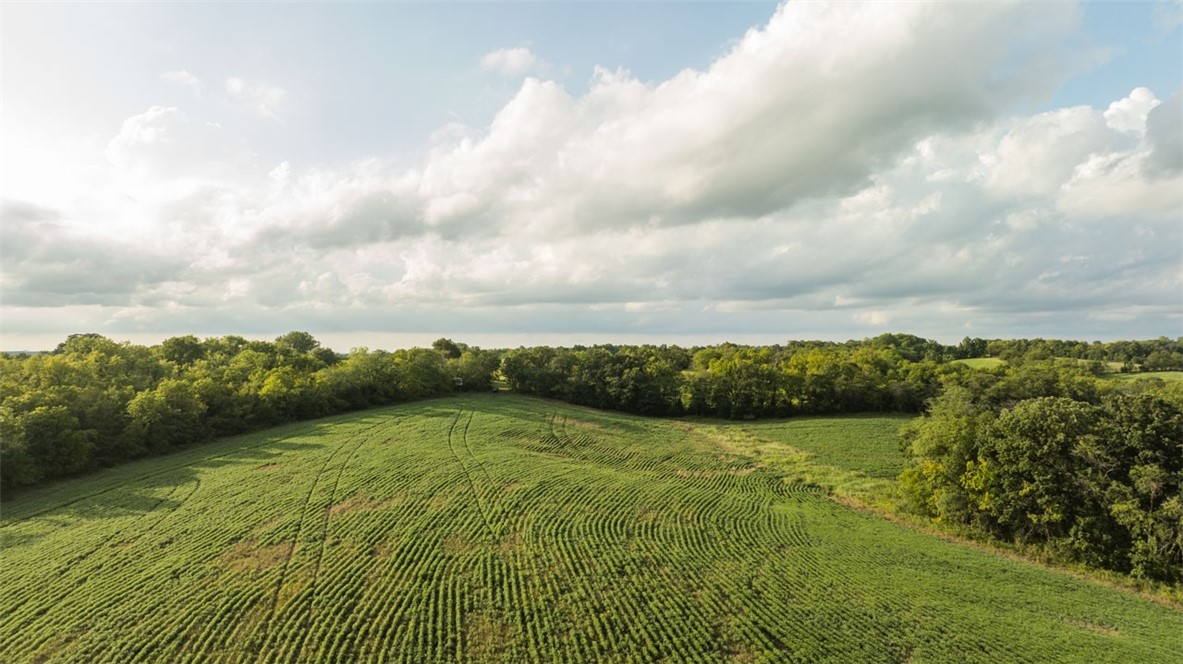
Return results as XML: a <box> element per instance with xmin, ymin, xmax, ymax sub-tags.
<box><xmin>1</xmin><ymin>394</ymin><xmax>1180</xmax><ymax>662</ymax></box>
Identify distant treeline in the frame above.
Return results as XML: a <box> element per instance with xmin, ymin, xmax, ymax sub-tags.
<box><xmin>0</xmin><ymin>333</ymin><xmax>499</xmax><ymax>491</ymax></box>
<box><xmin>498</xmin><ymin>334</ymin><xmax>1182</xmax><ymax>417</ymax></box>
<box><xmin>971</xmin><ymin>336</ymin><xmax>1181</xmax><ymax>370</ymax></box>
<box><xmin>500</xmin><ymin>341</ymin><xmax>944</xmax><ymax>417</ymax></box>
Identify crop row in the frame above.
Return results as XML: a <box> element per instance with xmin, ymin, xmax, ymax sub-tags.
<box><xmin>1</xmin><ymin>397</ymin><xmax>1179</xmax><ymax>662</ymax></box>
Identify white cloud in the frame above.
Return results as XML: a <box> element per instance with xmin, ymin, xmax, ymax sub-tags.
<box><xmin>1058</xmin><ymin>151</ymin><xmax>1183</xmax><ymax>218</ymax></box>
<box><xmin>1143</xmin><ymin>90</ymin><xmax>1183</xmax><ymax>177</ymax></box>
<box><xmin>1153</xmin><ymin>0</ymin><xmax>1183</xmax><ymax>34</ymax></box>
<box><xmin>1055</xmin><ymin>90</ymin><xmax>1183</xmax><ymax>217</ymax></box>
<box><xmin>480</xmin><ymin>47</ymin><xmax>538</xmax><ymax>76</ymax></box>
<box><xmin>981</xmin><ymin>106</ymin><xmax>1119</xmax><ymax>198</ymax></box>
<box><xmin>423</xmin><ymin>1</ymin><xmax>1082</xmax><ymax>237</ymax></box>
<box><xmin>854</xmin><ymin>311</ymin><xmax>892</xmax><ymax>327</ymax></box>
<box><xmin>225</xmin><ymin>77</ymin><xmax>286</xmax><ymax>119</ymax></box>
<box><xmin>106</xmin><ymin>106</ymin><xmax>200</xmax><ymax>176</ymax></box>
<box><xmin>1103</xmin><ymin>87</ymin><xmax>1160</xmax><ymax>135</ymax></box>
<box><xmin>5</xmin><ymin>1</ymin><xmax>1180</xmax><ymax>346</ymax></box>
<box><xmin>160</xmin><ymin>69</ymin><xmax>205</xmax><ymax>97</ymax></box>
<box><xmin>103</xmin><ymin>106</ymin><xmax>254</xmax><ymax>187</ymax></box>
<box><xmin>269</xmin><ymin>161</ymin><xmax>291</xmax><ymax>184</ymax></box>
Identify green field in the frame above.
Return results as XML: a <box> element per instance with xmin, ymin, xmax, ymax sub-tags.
<box><xmin>1</xmin><ymin>395</ymin><xmax>1179</xmax><ymax>662</ymax></box>
<box><xmin>738</xmin><ymin>415</ymin><xmax>913</xmax><ymax>479</ymax></box>
<box><xmin>949</xmin><ymin>357</ymin><xmax>1007</xmax><ymax>369</ymax></box>
<box><xmin>1104</xmin><ymin>371</ymin><xmax>1183</xmax><ymax>383</ymax></box>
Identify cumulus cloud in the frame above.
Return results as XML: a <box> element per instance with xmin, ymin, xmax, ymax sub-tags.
<box><xmin>981</xmin><ymin>106</ymin><xmax>1121</xmax><ymax>198</ymax></box>
<box><xmin>1143</xmin><ymin>90</ymin><xmax>1183</xmax><ymax>177</ymax></box>
<box><xmin>1103</xmin><ymin>86</ymin><xmax>1160</xmax><ymax>134</ymax></box>
<box><xmin>106</xmin><ymin>106</ymin><xmax>197</xmax><ymax>175</ymax></box>
<box><xmin>225</xmin><ymin>77</ymin><xmax>285</xmax><ymax>119</ymax></box>
<box><xmin>480</xmin><ymin>47</ymin><xmax>538</xmax><ymax>76</ymax></box>
<box><xmin>4</xmin><ymin>1</ymin><xmax>1180</xmax><ymax>345</ymax></box>
<box><xmin>161</xmin><ymin>70</ymin><xmax>205</xmax><ymax>97</ymax></box>
<box><xmin>0</xmin><ymin>207</ymin><xmax>188</xmax><ymax>307</ymax></box>
<box><xmin>103</xmin><ymin>105</ymin><xmax>253</xmax><ymax>186</ymax></box>
<box><xmin>854</xmin><ymin>311</ymin><xmax>892</xmax><ymax>327</ymax></box>
<box><xmin>422</xmin><ymin>1</ymin><xmax>1082</xmax><ymax>236</ymax></box>
<box><xmin>1</xmin><ymin>199</ymin><xmax>61</xmax><ymax>223</ymax></box>
<box><xmin>1053</xmin><ymin>89</ymin><xmax>1183</xmax><ymax>217</ymax></box>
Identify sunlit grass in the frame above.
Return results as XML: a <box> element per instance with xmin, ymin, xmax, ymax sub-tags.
<box><xmin>1104</xmin><ymin>371</ymin><xmax>1183</xmax><ymax>383</ymax></box>
<box><xmin>950</xmin><ymin>357</ymin><xmax>1007</xmax><ymax>369</ymax></box>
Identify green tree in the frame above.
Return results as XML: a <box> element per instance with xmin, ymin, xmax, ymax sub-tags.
<box><xmin>158</xmin><ymin>335</ymin><xmax>205</xmax><ymax>368</ymax></box>
<box><xmin>898</xmin><ymin>386</ymin><xmax>991</xmax><ymax>525</ymax></box>
<box><xmin>448</xmin><ymin>348</ymin><xmax>500</xmax><ymax>392</ymax></box>
<box><xmin>125</xmin><ymin>379</ymin><xmax>207</xmax><ymax>454</ymax></box>
<box><xmin>971</xmin><ymin>398</ymin><xmax>1101</xmax><ymax>544</ymax></box>
<box><xmin>0</xmin><ymin>407</ymin><xmax>41</xmax><ymax>489</ymax></box>
<box><xmin>432</xmin><ymin>338</ymin><xmax>463</xmax><ymax>359</ymax></box>
<box><xmin>17</xmin><ymin>405</ymin><xmax>94</xmax><ymax>479</ymax></box>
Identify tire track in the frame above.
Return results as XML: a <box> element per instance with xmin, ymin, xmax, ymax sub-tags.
<box><xmin>250</xmin><ymin>423</ymin><xmax>364</xmax><ymax>661</ymax></box>
<box><xmin>461</xmin><ymin>412</ymin><xmax>496</xmax><ymax>491</ymax></box>
<box><xmin>445</xmin><ymin>410</ymin><xmax>498</xmax><ymax>541</ymax></box>
<box><xmin>290</xmin><ymin>421</ymin><xmax>384</xmax><ymax>660</ymax></box>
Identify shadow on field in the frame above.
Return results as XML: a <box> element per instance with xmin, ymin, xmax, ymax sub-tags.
<box><xmin>405</xmin><ymin>405</ymin><xmax>462</xmax><ymax>420</ymax></box>
<box><xmin>0</xmin><ymin>427</ymin><xmax>329</xmax><ymax>545</ymax></box>
<box><xmin>0</xmin><ymin>529</ymin><xmax>43</xmax><ymax>550</ymax></box>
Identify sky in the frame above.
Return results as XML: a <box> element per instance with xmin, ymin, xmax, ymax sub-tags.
<box><xmin>2</xmin><ymin>1</ymin><xmax>1181</xmax><ymax>352</ymax></box>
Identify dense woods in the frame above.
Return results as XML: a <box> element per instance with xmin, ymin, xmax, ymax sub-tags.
<box><xmin>0</xmin><ymin>333</ymin><xmax>499</xmax><ymax>491</ymax></box>
<box><xmin>3</xmin><ymin>331</ymin><xmax>1180</xmax><ymax>582</ymax></box>
<box><xmin>899</xmin><ymin>384</ymin><xmax>1183</xmax><ymax>583</ymax></box>
<box><xmin>498</xmin><ymin>334</ymin><xmax>1181</xmax><ymax>417</ymax></box>
<box><xmin>500</xmin><ymin>338</ymin><xmax>954</xmax><ymax>417</ymax></box>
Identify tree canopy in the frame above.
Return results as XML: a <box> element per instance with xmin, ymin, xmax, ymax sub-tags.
<box><xmin>0</xmin><ymin>333</ymin><xmax>501</xmax><ymax>491</ymax></box>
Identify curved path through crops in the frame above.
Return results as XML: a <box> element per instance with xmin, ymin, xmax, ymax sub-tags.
<box><xmin>1</xmin><ymin>394</ymin><xmax>1180</xmax><ymax>662</ymax></box>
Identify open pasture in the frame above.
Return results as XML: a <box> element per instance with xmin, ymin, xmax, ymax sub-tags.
<box><xmin>1</xmin><ymin>395</ymin><xmax>1179</xmax><ymax>662</ymax></box>
<box><xmin>1104</xmin><ymin>371</ymin><xmax>1183</xmax><ymax>383</ymax></box>
<box><xmin>737</xmin><ymin>414</ymin><xmax>912</xmax><ymax>479</ymax></box>
<box><xmin>949</xmin><ymin>357</ymin><xmax>1007</xmax><ymax>370</ymax></box>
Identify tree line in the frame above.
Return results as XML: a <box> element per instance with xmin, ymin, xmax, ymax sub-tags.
<box><xmin>499</xmin><ymin>340</ymin><xmax>952</xmax><ymax>417</ymax></box>
<box><xmin>973</xmin><ymin>336</ymin><xmax>1182</xmax><ymax>371</ymax></box>
<box><xmin>0</xmin><ymin>333</ymin><xmax>499</xmax><ymax>491</ymax></box>
<box><xmin>498</xmin><ymin>334</ymin><xmax>1181</xmax><ymax>418</ymax></box>
<box><xmin>5</xmin><ymin>332</ymin><xmax>1178</xmax><ymax>493</ymax></box>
